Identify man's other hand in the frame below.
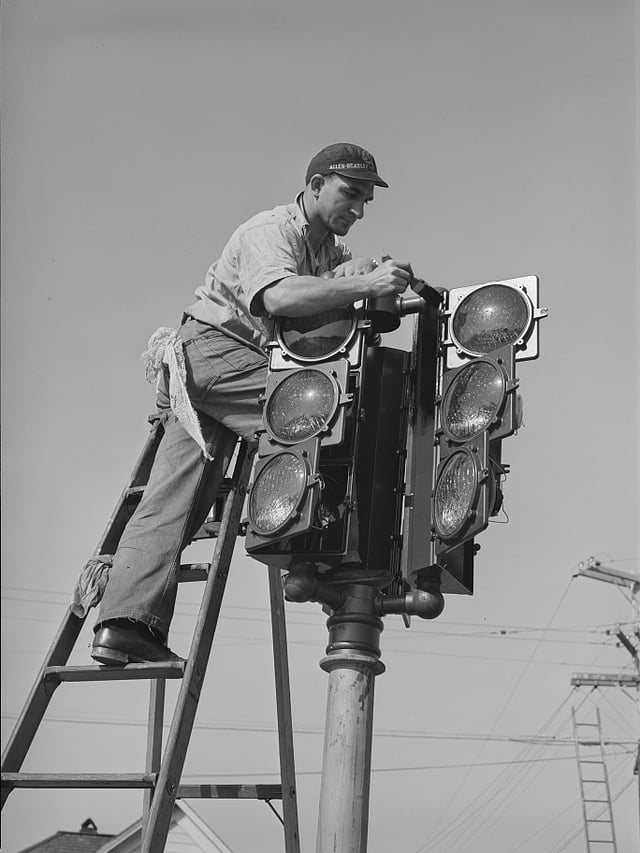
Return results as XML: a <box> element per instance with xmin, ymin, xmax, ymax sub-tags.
<box><xmin>332</xmin><ymin>257</ymin><xmax>380</xmax><ymax>277</ymax></box>
<box><xmin>363</xmin><ymin>258</ymin><xmax>413</xmax><ymax>298</ymax></box>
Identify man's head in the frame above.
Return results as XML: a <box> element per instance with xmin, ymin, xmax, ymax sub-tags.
<box><xmin>303</xmin><ymin>142</ymin><xmax>387</xmax><ymax>238</ymax></box>
<box><xmin>305</xmin><ymin>142</ymin><xmax>388</xmax><ymax>188</ymax></box>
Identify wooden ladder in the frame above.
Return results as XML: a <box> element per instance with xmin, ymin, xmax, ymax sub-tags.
<box><xmin>572</xmin><ymin>706</ymin><xmax>618</xmax><ymax>852</ymax></box>
<box><xmin>1</xmin><ymin>417</ymin><xmax>300</xmax><ymax>853</ymax></box>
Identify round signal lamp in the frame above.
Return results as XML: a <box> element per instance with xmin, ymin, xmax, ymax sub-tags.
<box><xmin>432</xmin><ymin>450</ymin><xmax>479</xmax><ymax>540</ymax></box>
<box><xmin>248</xmin><ymin>452</ymin><xmax>308</xmax><ymax>536</ymax></box>
<box><xmin>277</xmin><ymin>306</ymin><xmax>356</xmax><ymax>361</ymax></box>
<box><xmin>450</xmin><ymin>284</ymin><xmax>531</xmax><ymax>357</ymax></box>
<box><xmin>441</xmin><ymin>360</ymin><xmax>506</xmax><ymax>442</ymax></box>
<box><xmin>266</xmin><ymin>369</ymin><xmax>338</xmax><ymax>443</ymax></box>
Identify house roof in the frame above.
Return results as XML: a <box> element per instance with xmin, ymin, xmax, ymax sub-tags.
<box><xmin>16</xmin><ymin>801</ymin><xmax>233</xmax><ymax>853</ymax></box>
<box><xmin>17</xmin><ymin>830</ymin><xmax>114</xmax><ymax>853</ymax></box>
<box><xmin>97</xmin><ymin>799</ymin><xmax>234</xmax><ymax>853</ymax></box>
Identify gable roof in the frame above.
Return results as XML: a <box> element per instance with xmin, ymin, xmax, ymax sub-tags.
<box><xmin>17</xmin><ymin>830</ymin><xmax>114</xmax><ymax>853</ymax></box>
<box><xmin>96</xmin><ymin>800</ymin><xmax>234</xmax><ymax>853</ymax></box>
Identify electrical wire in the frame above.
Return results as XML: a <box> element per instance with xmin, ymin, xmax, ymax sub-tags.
<box><xmin>426</xmin><ymin>695</ymin><xmax>583</xmax><ymax>852</ymax></box>
<box><xmin>7</xmin><ymin>710</ymin><xmax>634</xmax><ymax>746</ymax></box>
<box><xmin>413</xmin><ymin>576</ymin><xmax>576</xmax><ymax>853</ymax></box>
<box><xmin>0</xmin><ymin>585</ymin><xmax>630</xmax><ymax>638</ymax></box>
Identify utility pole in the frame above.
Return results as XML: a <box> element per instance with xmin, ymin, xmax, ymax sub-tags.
<box><xmin>572</xmin><ymin>557</ymin><xmax>640</xmax><ymax>831</ymax></box>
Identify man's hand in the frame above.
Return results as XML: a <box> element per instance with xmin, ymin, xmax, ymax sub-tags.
<box><xmin>332</xmin><ymin>257</ymin><xmax>379</xmax><ymax>278</ymax></box>
<box><xmin>363</xmin><ymin>258</ymin><xmax>413</xmax><ymax>298</ymax></box>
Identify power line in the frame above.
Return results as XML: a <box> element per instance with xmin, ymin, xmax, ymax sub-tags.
<box><xmin>181</xmin><ymin>753</ymin><xmax>616</xmax><ymax>780</ymax></box>
<box><xmin>2</xmin><ymin>585</ymin><xmax>633</xmax><ymax>636</ymax></box>
<box><xmin>3</xmin><ymin>710</ymin><xmax>634</xmax><ymax>746</ymax></box>
<box><xmin>413</xmin><ymin>576</ymin><xmax>577</xmax><ymax>853</ymax></box>
<box><xmin>412</xmin><ymin>690</ymin><xmax>577</xmax><ymax>853</ymax></box>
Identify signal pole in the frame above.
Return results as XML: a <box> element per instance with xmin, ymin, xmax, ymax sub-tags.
<box><xmin>245</xmin><ymin>275</ymin><xmax>546</xmax><ymax>849</ymax></box>
<box><xmin>284</xmin><ymin>565</ymin><xmax>445</xmax><ymax>853</ymax></box>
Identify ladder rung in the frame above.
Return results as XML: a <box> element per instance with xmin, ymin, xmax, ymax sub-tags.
<box><xmin>190</xmin><ymin>521</ymin><xmax>248</xmax><ymax>541</ymax></box>
<box><xmin>179</xmin><ymin>563</ymin><xmax>211</xmax><ymax>582</ymax></box>
<box><xmin>44</xmin><ymin>662</ymin><xmax>185</xmax><ymax>684</ymax></box>
<box><xmin>1</xmin><ymin>776</ymin><xmax>283</xmax><ymax>798</ymax></box>
<box><xmin>2</xmin><ymin>773</ymin><xmax>156</xmax><ymax>789</ymax></box>
<box><xmin>126</xmin><ymin>478</ymin><xmax>234</xmax><ymax>504</ymax></box>
<box><xmin>177</xmin><ymin>784</ymin><xmax>282</xmax><ymax>800</ymax></box>
<box><xmin>190</xmin><ymin>521</ymin><xmax>222</xmax><ymax>540</ymax></box>
<box><xmin>125</xmin><ymin>485</ymin><xmax>146</xmax><ymax>498</ymax></box>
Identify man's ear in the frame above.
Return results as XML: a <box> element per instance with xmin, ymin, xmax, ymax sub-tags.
<box><xmin>309</xmin><ymin>174</ymin><xmax>326</xmax><ymax>196</ymax></box>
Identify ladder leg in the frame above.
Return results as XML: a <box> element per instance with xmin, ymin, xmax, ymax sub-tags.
<box><xmin>142</xmin><ymin>436</ymin><xmax>251</xmax><ymax>853</ymax></box>
<box><xmin>143</xmin><ymin>679</ymin><xmax>166</xmax><ymax>835</ymax></box>
<box><xmin>269</xmin><ymin>565</ymin><xmax>301</xmax><ymax>853</ymax></box>
<box><xmin>1</xmin><ymin>609</ymin><xmax>86</xmax><ymax>808</ymax></box>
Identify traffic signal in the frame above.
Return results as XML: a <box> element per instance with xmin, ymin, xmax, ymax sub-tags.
<box><xmin>402</xmin><ymin>275</ymin><xmax>546</xmax><ymax>595</ymax></box>
<box><xmin>245</xmin><ymin>303</ymin><xmax>411</xmax><ymax>579</ymax></box>
<box><xmin>245</xmin><ymin>306</ymin><xmax>360</xmax><ymax>563</ymax></box>
<box><xmin>434</xmin><ymin>275</ymin><xmax>546</xmax><ymax>559</ymax></box>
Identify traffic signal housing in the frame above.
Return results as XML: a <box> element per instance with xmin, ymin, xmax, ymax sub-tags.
<box><xmin>402</xmin><ymin>275</ymin><xmax>546</xmax><ymax>596</ymax></box>
<box><xmin>245</xmin><ymin>305</ymin><xmax>410</xmax><ymax>580</ymax></box>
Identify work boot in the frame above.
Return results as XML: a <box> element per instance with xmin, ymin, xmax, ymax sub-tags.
<box><xmin>91</xmin><ymin>620</ymin><xmax>183</xmax><ymax>665</ymax></box>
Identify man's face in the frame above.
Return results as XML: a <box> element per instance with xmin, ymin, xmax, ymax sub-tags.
<box><xmin>316</xmin><ymin>174</ymin><xmax>375</xmax><ymax>236</ymax></box>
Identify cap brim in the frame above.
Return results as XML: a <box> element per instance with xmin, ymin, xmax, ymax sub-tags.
<box><xmin>333</xmin><ymin>169</ymin><xmax>389</xmax><ymax>188</ymax></box>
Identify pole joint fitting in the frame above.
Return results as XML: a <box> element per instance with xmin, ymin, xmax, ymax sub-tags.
<box><xmin>381</xmin><ymin>569</ymin><xmax>445</xmax><ymax>620</ymax></box>
<box><xmin>282</xmin><ymin>563</ymin><xmax>347</xmax><ymax>611</ymax></box>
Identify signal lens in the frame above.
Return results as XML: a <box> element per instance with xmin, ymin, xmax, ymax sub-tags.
<box><xmin>433</xmin><ymin>451</ymin><xmax>477</xmax><ymax>539</ymax></box>
<box><xmin>248</xmin><ymin>452</ymin><xmax>308</xmax><ymax>535</ymax></box>
<box><xmin>266</xmin><ymin>370</ymin><xmax>337</xmax><ymax>443</ymax></box>
<box><xmin>451</xmin><ymin>284</ymin><xmax>531</xmax><ymax>356</ymax></box>
<box><xmin>278</xmin><ymin>307</ymin><xmax>355</xmax><ymax>360</ymax></box>
<box><xmin>442</xmin><ymin>360</ymin><xmax>505</xmax><ymax>441</ymax></box>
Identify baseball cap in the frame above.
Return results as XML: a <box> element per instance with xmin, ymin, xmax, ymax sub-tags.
<box><xmin>305</xmin><ymin>142</ymin><xmax>389</xmax><ymax>188</ymax></box>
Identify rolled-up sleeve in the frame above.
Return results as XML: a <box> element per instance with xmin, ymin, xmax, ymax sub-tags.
<box><xmin>239</xmin><ymin>222</ymin><xmax>301</xmax><ymax>317</ymax></box>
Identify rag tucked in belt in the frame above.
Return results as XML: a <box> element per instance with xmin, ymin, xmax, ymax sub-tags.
<box><xmin>141</xmin><ymin>327</ymin><xmax>213</xmax><ymax>460</ymax></box>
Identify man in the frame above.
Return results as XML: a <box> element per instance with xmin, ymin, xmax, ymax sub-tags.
<box><xmin>91</xmin><ymin>142</ymin><xmax>414</xmax><ymax>665</ymax></box>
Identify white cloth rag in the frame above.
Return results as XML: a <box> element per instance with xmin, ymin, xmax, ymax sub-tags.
<box><xmin>141</xmin><ymin>327</ymin><xmax>213</xmax><ymax>460</ymax></box>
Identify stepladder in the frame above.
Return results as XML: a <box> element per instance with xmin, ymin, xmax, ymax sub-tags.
<box><xmin>1</xmin><ymin>414</ymin><xmax>301</xmax><ymax>853</ymax></box>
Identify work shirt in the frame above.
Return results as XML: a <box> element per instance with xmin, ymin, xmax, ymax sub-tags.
<box><xmin>183</xmin><ymin>193</ymin><xmax>352</xmax><ymax>354</ymax></box>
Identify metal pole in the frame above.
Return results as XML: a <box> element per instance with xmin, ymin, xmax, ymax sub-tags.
<box><xmin>282</xmin><ymin>566</ymin><xmax>443</xmax><ymax>853</ymax></box>
<box><xmin>314</xmin><ymin>584</ymin><xmax>385</xmax><ymax>853</ymax></box>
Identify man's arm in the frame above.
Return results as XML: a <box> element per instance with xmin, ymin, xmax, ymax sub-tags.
<box><xmin>262</xmin><ymin>258</ymin><xmax>413</xmax><ymax>318</ymax></box>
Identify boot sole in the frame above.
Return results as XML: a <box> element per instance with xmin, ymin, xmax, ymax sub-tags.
<box><xmin>91</xmin><ymin>645</ymin><xmax>183</xmax><ymax>666</ymax></box>
<box><xmin>91</xmin><ymin>645</ymin><xmax>140</xmax><ymax>665</ymax></box>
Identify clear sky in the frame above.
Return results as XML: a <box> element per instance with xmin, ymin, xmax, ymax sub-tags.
<box><xmin>1</xmin><ymin>1</ymin><xmax>639</xmax><ymax>852</ymax></box>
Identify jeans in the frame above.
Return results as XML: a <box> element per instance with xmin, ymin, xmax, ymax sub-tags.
<box><xmin>96</xmin><ymin>318</ymin><xmax>267</xmax><ymax>640</ymax></box>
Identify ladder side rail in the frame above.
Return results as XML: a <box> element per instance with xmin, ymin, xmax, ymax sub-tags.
<box><xmin>142</xmin><ymin>432</ymin><xmax>250</xmax><ymax>853</ymax></box>
<box><xmin>97</xmin><ymin>419</ymin><xmax>164</xmax><ymax>556</ymax></box>
<box><xmin>1</xmin><ymin>609</ymin><xmax>86</xmax><ymax>806</ymax></box>
<box><xmin>268</xmin><ymin>565</ymin><xmax>301</xmax><ymax>853</ymax></box>
<box><xmin>573</xmin><ymin>706</ymin><xmax>593</xmax><ymax>852</ymax></box>
<box><xmin>595</xmin><ymin>707</ymin><xmax>618</xmax><ymax>850</ymax></box>
<box><xmin>143</xmin><ymin>679</ymin><xmax>166</xmax><ymax>835</ymax></box>
<box><xmin>2</xmin><ymin>421</ymin><xmax>166</xmax><ymax>809</ymax></box>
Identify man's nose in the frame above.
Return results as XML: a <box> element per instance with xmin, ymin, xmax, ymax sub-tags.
<box><xmin>350</xmin><ymin>201</ymin><xmax>365</xmax><ymax>219</ymax></box>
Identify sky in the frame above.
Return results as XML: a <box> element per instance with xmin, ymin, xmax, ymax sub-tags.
<box><xmin>1</xmin><ymin>1</ymin><xmax>639</xmax><ymax>851</ymax></box>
